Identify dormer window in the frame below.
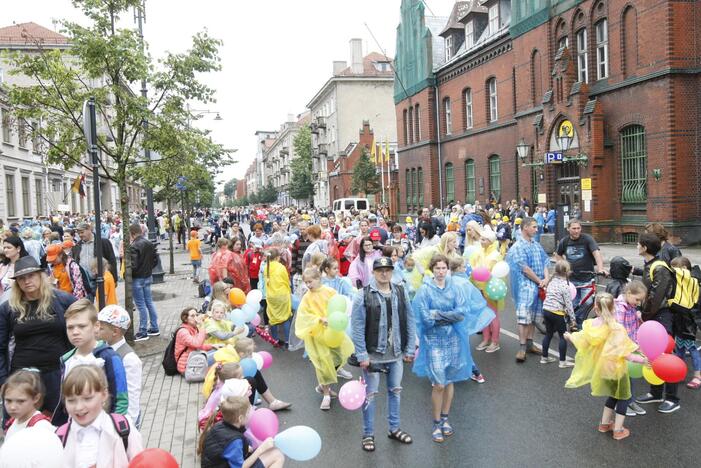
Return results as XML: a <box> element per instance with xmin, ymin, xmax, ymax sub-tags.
<box><xmin>373</xmin><ymin>61</ymin><xmax>391</xmax><ymax>72</ymax></box>
<box><xmin>465</xmin><ymin>20</ymin><xmax>474</xmax><ymax>49</ymax></box>
<box><xmin>488</xmin><ymin>4</ymin><xmax>499</xmax><ymax>35</ymax></box>
<box><xmin>445</xmin><ymin>35</ymin><xmax>454</xmax><ymax>61</ymax></box>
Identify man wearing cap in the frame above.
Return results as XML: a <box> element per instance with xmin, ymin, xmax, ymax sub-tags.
<box><xmin>72</xmin><ymin>222</ymin><xmax>117</xmax><ymax>292</ymax></box>
<box><xmin>351</xmin><ymin>257</ymin><xmax>415</xmax><ymax>451</ymax></box>
<box><xmin>367</xmin><ymin>214</ymin><xmax>388</xmax><ymax>245</ymax></box>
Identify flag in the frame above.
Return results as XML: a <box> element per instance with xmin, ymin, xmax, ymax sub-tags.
<box><xmin>385</xmin><ymin>139</ymin><xmax>391</xmax><ymax>163</ymax></box>
<box><xmin>71</xmin><ymin>173</ymin><xmax>86</xmax><ymax>197</ymax></box>
<box><xmin>370</xmin><ymin>136</ymin><xmax>377</xmax><ymax>164</ymax></box>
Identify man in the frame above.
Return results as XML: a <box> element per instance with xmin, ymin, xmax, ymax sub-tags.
<box><xmin>505</xmin><ymin>217</ymin><xmax>549</xmax><ymax>362</ymax></box>
<box><xmin>431</xmin><ymin>209</ymin><xmax>446</xmax><ymax>237</ymax></box>
<box><xmin>351</xmin><ymin>257</ymin><xmax>415</xmax><ymax>452</ymax></box>
<box><xmin>72</xmin><ymin>222</ymin><xmax>118</xmax><ymax>291</ymax></box>
<box><xmin>367</xmin><ymin>214</ymin><xmax>388</xmax><ymax>245</ymax></box>
<box><xmin>290</xmin><ymin>221</ymin><xmax>311</xmax><ymax>278</ymax></box>
<box><xmin>635</xmin><ymin>233</ymin><xmax>680</xmax><ymax>413</ymax></box>
<box><xmin>129</xmin><ymin>224</ymin><xmax>159</xmax><ymax>341</ymax></box>
<box><xmin>554</xmin><ymin>219</ymin><xmax>607</xmax><ymax>326</ymax></box>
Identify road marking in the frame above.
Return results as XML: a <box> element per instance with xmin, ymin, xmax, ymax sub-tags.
<box><xmin>498</xmin><ymin>327</ymin><xmax>574</xmax><ymax>362</ymax></box>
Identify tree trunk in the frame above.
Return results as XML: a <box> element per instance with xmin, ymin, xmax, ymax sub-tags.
<box><xmin>119</xmin><ymin>183</ymin><xmax>134</xmax><ymax>341</ymax></box>
<box><xmin>167</xmin><ymin>197</ymin><xmax>175</xmax><ymax>274</ymax></box>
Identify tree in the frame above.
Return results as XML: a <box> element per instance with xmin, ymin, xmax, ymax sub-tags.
<box><xmin>351</xmin><ymin>149</ymin><xmax>380</xmax><ymax>196</ymax></box>
<box><xmin>259</xmin><ymin>182</ymin><xmax>278</xmax><ymax>204</ymax></box>
<box><xmin>289</xmin><ymin>126</ymin><xmax>315</xmax><ymax>202</ymax></box>
<box><xmin>5</xmin><ymin>0</ymin><xmax>230</xmax><ymax>317</ymax></box>
<box><xmin>223</xmin><ymin>177</ymin><xmax>237</xmax><ymax>199</ymax></box>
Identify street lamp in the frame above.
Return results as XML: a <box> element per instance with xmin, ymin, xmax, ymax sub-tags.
<box><xmin>516</xmin><ymin>138</ymin><xmax>530</xmax><ymax>163</ymax></box>
<box><xmin>557</xmin><ymin>132</ymin><xmax>574</xmax><ymax>152</ymax></box>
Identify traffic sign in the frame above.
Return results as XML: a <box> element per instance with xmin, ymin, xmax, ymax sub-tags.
<box><xmin>545</xmin><ymin>152</ymin><xmax>563</xmax><ymax>163</ymax></box>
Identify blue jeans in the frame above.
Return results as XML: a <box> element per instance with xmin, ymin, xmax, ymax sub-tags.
<box><xmin>269</xmin><ymin>318</ymin><xmax>291</xmax><ymax>343</ymax></box>
<box><xmin>675</xmin><ymin>345</ymin><xmax>701</xmax><ymax>372</ymax></box>
<box><xmin>362</xmin><ymin>359</ymin><xmax>403</xmax><ymax>436</ymax></box>
<box><xmin>133</xmin><ymin>276</ymin><xmax>159</xmax><ymax>333</ymax></box>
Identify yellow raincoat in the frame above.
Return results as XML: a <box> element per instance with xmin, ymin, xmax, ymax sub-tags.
<box><xmin>469</xmin><ymin>241</ymin><xmax>504</xmax><ymax>311</ymax></box>
<box><xmin>412</xmin><ymin>233</ymin><xmax>462</xmax><ymax>278</ymax></box>
<box><xmin>294</xmin><ymin>285</ymin><xmax>354</xmax><ymax>385</ymax></box>
<box><xmin>202</xmin><ymin>346</ymin><xmax>241</xmax><ymax>398</ymax></box>
<box><xmin>263</xmin><ymin>261</ymin><xmax>292</xmax><ymax>326</ymax></box>
<box><xmin>565</xmin><ymin>318</ymin><xmax>638</xmax><ymax>399</ymax></box>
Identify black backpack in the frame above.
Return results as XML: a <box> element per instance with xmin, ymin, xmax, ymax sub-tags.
<box><xmin>162</xmin><ymin>327</ymin><xmax>187</xmax><ymax>376</ymax></box>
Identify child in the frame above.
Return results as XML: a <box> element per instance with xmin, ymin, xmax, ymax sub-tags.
<box><xmin>97</xmin><ymin>304</ymin><xmax>143</xmax><ymax>426</ymax></box>
<box><xmin>541</xmin><ymin>260</ymin><xmax>576</xmax><ymax>368</ymax></box>
<box><xmin>199</xmin><ymin>395</ymin><xmax>285</xmax><ymax>468</ymax></box>
<box><xmin>205</xmin><ymin>300</ymin><xmax>245</xmax><ymax>346</ymax></box>
<box><xmin>294</xmin><ymin>268</ymin><xmax>355</xmax><ymax>410</ymax></box>
<box><xmin>565</xmin><ymin>293</ymin><xmax>645</xmax><ymax>440</ymax></box>
<box><xmin>59</xmin><ymin>365</ymin><xmax>143</xmax><ymax>465</ymax></box>
<box><xmin>199</xmin><ymin>362</ymin><xmax>244</xmax><ymax>429</ymax></box>
<box><xmin>187</xmin><ymin>229</ymin><xmax>203</xmax><ymax>283</ymax></box>
<box><xmin>606</xmin><ymin>256</ymin><xmax>633</xmax><ymax>299</ymax></box>
<box><xmin>321</xmin><ymin>257</ymin><xmax>354</xmax><ymax>298</ymax></box>
<box><xmin>1</xmin><ymin>369</ymin><xmax>54</xmax><ymax>439</ymax></box>
<box><xmin>234</xmin><ymin>337</ymin><xmax>291</xmax><ymax>411</ymax></box>
<box><xmin>262</xmin><ymin>249</ymin><xmax>292</xmax><ymax>347</ymax></box>
<box><xmin>244</xmin><ymin>238</ymin><xmax>264</xmax><ymax>290</ymax></box>
<box><xmin>91</xmin><ymin>257</ymin><xmax>118</xmax><ymax>306</ymax></box>
<box><xmin>400</xmin><ymin>256</ymin><xmax>423</xmax><ymax>300</ymax></box>
<box><xmin>337</xmin><ymin>232</ymin><xmax>353</xmax><ymax>277</ymax></box>
<box><xmin>669</xmin><ymin>256</ymin><xmax>701</xmax><ymax>389</ymax></box>
<box><xmin>60</xmin><ymin>299</ymin><xmax>129</xmax><ymax>423</ymax></box>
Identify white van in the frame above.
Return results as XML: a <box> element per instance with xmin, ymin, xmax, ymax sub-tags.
<box><xmin>332</xmin><ymin>198</ymin><xmax>370</xmax><ymax>218</ymax></box>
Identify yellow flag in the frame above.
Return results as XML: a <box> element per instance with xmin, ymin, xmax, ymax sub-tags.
<box><xmin>370</xmin><ymin>136</ymin><xmax>377</xmax><ymax>164</ymax></box>
<box><xmin>385</xmin><ymin>139</ymin><xmax>391</xmax><ymax>162</ymax></box>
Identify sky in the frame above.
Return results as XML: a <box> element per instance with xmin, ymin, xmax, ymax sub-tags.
<box><xmin>3</xmin><ymin>0</ymin><xmax>456</xmax><ymax>188</ymax></box>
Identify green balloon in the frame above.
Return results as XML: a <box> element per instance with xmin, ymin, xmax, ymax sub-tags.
<box><xmin>328</xmin><ymin>311</ymin><xmax>349</xmax><ymax>332</ymax></box>
<box><xmin>328</xmin><ymin>295</ymin><xmax>347</xmax><ymax>315</ymax></box>
<box><xmin>485</xmin><ymin>278</ymin><xmax>507</xmax><ymax>301</ymax></box>
<box><xmin>628</xmin><ymin>361</ymin><xmax>643</xmax><ymax>379</ymax></box>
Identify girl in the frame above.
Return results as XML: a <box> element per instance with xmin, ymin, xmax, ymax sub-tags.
<box><xmin>540</xmin><ymin>260</ymin><xmax>576</xmax><ymax>367</ymax></box>
<box><xmin>1</xmin><ymin>369</ymin><xmax>54</xmax><ymax>439</ymax></box>
<box><xmin>234</xmin><ymin>337</ymin><xmax>291</xmax><ymax>411</ymax></box>
<box><xmin>263</xmin><ymin>249</ymin><xmax>292</xmax><ymax>347</ymax></box>
<box><xmin>382</xmin><ymin>245</ymin><xmax>405</xmax><ymax>286</ymax></box>
<box><xmin>200</xmin><ymin>395</ymin><xmax>285</xmax><ymax>468</ymax></box>
<box><xmin>199</xmin><ymin>362</ymin><xmax>244</xmax><ymax>430</ymax></box>
<box><xmin>91</xmin><ymin>257</ymin><xmax>118</xmax><ymax>306</ymax></box>
<box><xmin>174</xmin><ymin>307</ymin><xmax>215</xmax><ymax>375</ymax></box>
<box><xmin>59</xmin><ymin>365</ymin><xmax>143</xmax><ymax>465</ymax></box>
<box><xmin>209</xmin><ymin>238</ymin><xmax>234</xmax><ymax>285</ymax></box>
<box><xmin>244</xmin><ymin>239</ymin><xmax>264</xmax><ymax>291</ymax></box>
<box><xmin>294</xmin><ymin>268</ymin><xmax>354</xmax><ymax>410</ymax></box>
<box><xmin>209</xmin><ymin>281</ymin><xmax>233</xmax><ymax>313</ymax></box>
<box><xmin>348</xmin><ymin>236</ymin><xmax>381</xmax><ymax>289</ymax></box>
<box><xmin>565</xmin><ymin>293</ymin><xmax>645</xmax><ymax>440</ymax></box>
<box><xmin>469</xmin><ymin>227</ymin><xmax>503</xmax><ymax>353</ymax></box>
<box><xmin>205</xmin><ymin>300</ymin><xmax>245</xmax><ymax>346</ymax></box>
<box><xmin>321</xmin><ymin>257</ymin><xmax>354</xmax><ymax>298</ymax></box>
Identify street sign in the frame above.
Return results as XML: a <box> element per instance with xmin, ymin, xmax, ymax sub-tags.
<box><xmin>545</xmin><ymin>152</ymin><xmax>563</xmax><ymax>163</ymax></box>
<box><xmin>581</xmin><ymin>178</ymin><xmax>592</xmax><ymax>190</ymax></box>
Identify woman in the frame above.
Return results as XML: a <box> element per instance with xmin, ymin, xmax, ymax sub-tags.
<box><xmin>227</xmin><ymin>238</ymin><xmax>250</xmax><ymax>293</ymax></box>
<box><xmin>302</xmin><ymin>225</ymin><xmax>328</xmax><ymax>271</ymax></box>
<box><xmin>0</xmin><ymin>236</ymin><xmax>29</xmax><ymax>302</ymax></box>
<box><xmin>469</xmin><ymin>227</ymin><xmax>503</xmax><ymax>353</ymax></box>
<box><xmin>208</xmin><ymin>238</ymin><xmax>233</xmax><ymax>285</ymax></box>
<box><xmin>263</xmin><ymin>249</ymin><xmax>292</xmax><ymax>346</ymax></box>
<box><xmin>248</xmin><ymin>223</ymin><xmax>269</xmax><ymax>246</ymax></box>
<box><xmin>413</xmin><ymin>232</ymin><xmax>461</xmax><ymax>277</ymax></box>
<box><xmin>337</xmin><ymin>216</ymin><xmax>354</xmax><ymax>240</ymax></box>
<box><xmin>0</xmin><ymin>256</ymin><xmax>77</xmax><ymax>422</ymax></box>
<box><xmin>348</xmin><ymin>236</ymin><xmax>381</xmax><ymax>289</ymax></box>
<box><xmin>412</xmin><ymin>254</ymin><xmax>489</xmax><ymax>443</ymax></box>
<box><xmin>174</xmin><ymin>307</ymin><xmax>215</xmax><ymax>375</ymax></box>
<box><xmin>46</xmin><ymin>244</ymin><xmax>88</xmax><ymax>299</ymax></box>
<box><xmin>344</xmin><ymin>219</ymin><xmax>371</xmax><ymax>262</ymax></box>
<box><xmin>389</xmin><ymin>224</ymin><xmax>413</xmax><ymax>255</ymax></box>
<box><xmin>417</xmin><ymin>223</ymin><xmax>439</xmax><ymax>249</ymax></box>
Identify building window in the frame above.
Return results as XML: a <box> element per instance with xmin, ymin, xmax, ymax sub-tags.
<box><xmin>576</xmin><ymin>29</ymin><xmax>588</xmax><ymax>83</ymax></box>
<box><xmin>406</xmin><ymin>169</ymin><xmax>411</xmax><ymax>207</ymax></box>
<box><xmin>596</xmin><ymin>19</ymin><xmax>609</xmax><ymax>79</ymax></box>
<box><xmin>488</xmin><ymin>155</ymin><xmax>501</xmax><ymax>201</ymax></box>
<box><xmin>35</xmin><ymin>179</ymin><xmax>43</xmax><ymax>216</ymax></box>
<box><xmin>531</xmin><ymin>50</ymin><xmax>543</xmax><ymax>103</ymax></box>
<box><xmin>5</xmin><ymin>174</ymin><xmax>16</xmax><ymax>217</ymax></box>
<box><xmin>463</xmin><ymin>88</ymin><xmax>473</xmax><ymax>129</ymax></box>
<box><xmin>1</xmin><ymin>110</ymin><xmax>10</xmax><ymax>144</ymax></box>
<box><xmin>32</xmin><ymin>121</ymin><xmax>41</xmax><ymax>153</ymax></box>
<box><xmin>403</xmin><ymin>109</ymin><xmax>409</xmax><ymax>145</ymax></box>
<box><xmin>414</xmin><ymin>104</ymin><xmax>420</xmax><ymax>142</ymax></box>
<box><xmin>411</xmin><ymin>169</ymin><xmax>417</xmax><ymax>206</ymax></box>
<box><xmin>465</xmin><ymin>20</ymin><xmax>474</xmax><ymax>49</ymax></box>
<box><xmin>18</xmin><ymin>120</ymin><xmax>28</xmax><ymax>148</ymax></box>
<box><xmin>417</xmin><ymin>168</ymin><xmax>424</xmax><ymax>206</ymax></box>
<box><xmin>488</xmin><ymin>4</ymin><xmax>499</xmax><ymax>35</ymax></box>
<box><xmin>620</xmin><ymin>125</ymin><xmax>647</xmax><ymax>203</ymax></box>
<box><xmin>445</xmin><ymin>35</ymin><xmax>453</xmax><ymax>62</ymax></box>
<box><xmin>21</xmin><ymin>177</ymin><xmax>30</xmax><ymax>216</ymax></box>
<box><xmin>465</xmin><ymin>159</ymin><xmax>475</xmax><ymax>204</ymax></box>
<box><xmin>487</xmin><ymin>78</ymin><xmax>498</xmax><ymax>122</ymax></box>
<box><xmin>444</xmin><ymin>98</ymin><xmax>452</xmax><ymax>135</ymax></box>
<box><xmin>408</xmin><ymin>107</ymin><xmax>414</xmax><ymax>145</ymax></box>
<box><xmin>445</xmin><ymin>163</ymin><xmax>455</xmax><ymax>203</ymax></box>
<box><xmin>558</xmin><ymin>36</ymin><xmax>568</xmax><ymax>51</ymax></box>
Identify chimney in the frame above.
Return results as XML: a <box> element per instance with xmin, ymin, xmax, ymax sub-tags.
<box><xmin>333</xmin><ymin>60</ymin><xmax>347</xmax><ymax>75</ymax></box>
<box><xmin>287</xmin><ymin>113</ymin><xmax>295</xmax><ymax>123</ymax></box>
<box><xmin>350</xmin><ymin>38</ymin><xmax>363</xmax><ymax>74</ymax></box>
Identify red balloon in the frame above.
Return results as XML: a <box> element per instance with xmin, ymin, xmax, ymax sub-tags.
<box><xmin>129</xmin><ymin>448</ymin><xmax>179</xmax><ymax>468</ymax></box>
<box><xmin>651</xmin><ymin>353</ymin><xmax>688</xmax><ymax>383</ymax></box>
<box><xmin>664</xmin><ymin>335</ymin><xmax>675</xmax><ymax>354</ymax></box>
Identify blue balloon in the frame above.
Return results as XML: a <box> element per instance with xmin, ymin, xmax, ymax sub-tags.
<box><xmin>240</xmin><ymin>358</ymin><xmax>258</xmax><ymax>378</ymax></box>
<box><xmin>291</xmin><ymin>295</ymin><xmax>301</xmax><ymax>310</ymax></box>
<box><xmin>242</xmin><ymin>303</ymin><xmax>258</xmax><ymax>322</ymax></box>
<box><xmin>273</xmin><ymin>426</ymin><xmax>321</xmax><ymax>461</ymax></box>
<box><xmin>229</xmin><ymin>309</ymin><xmax>246</xmax><ymax>327</ymax></box>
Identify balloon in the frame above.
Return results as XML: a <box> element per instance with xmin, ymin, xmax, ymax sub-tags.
<box><xmin>473</xmin><ymin>280</ymin><xmax>486</xmax><ymax>290</ymax></box>
<box><xmin>491</xmin><ymin>261</ymin><xmax>510</xmax><ymax>278</ymax></box>
<box><xmin>652</xmin><ymin>353</ymin><xmax>687</xmax><ymax>383</ymax></box>
<box><xmin>344</xmin><ymin>295</ymin><xmax>353</xmax><ymax>316</ymax></box>
<box><xmin>665</xmin><ymin>335</ymin><xmax>676</xmax><ymax>354</ymax></box>
<box><xmin>569</xmin><ymin>283</ymin><xmax>577</xmax><ymax>301</ymax></box>
<box><xmin>240</xmin><ymin>324</ymin><xmax>250</xmax><ymax>338</ymax></box>
<box><xmin>485</xmin><ymin>277</ymin><xmax>507</xmax><ymax>301</ymax></box>
<box><xmin>339</xmin><ymin>379</ymin><xmax>366</xmax><ymax>410</ymax></box>
<box><xmin>229</xmin><ymin>288</ymin><xmax>246</xmax><ymax>306</ymax></box>
<box><xmin>292</xmin><ymin>295</ymin><xmax>301</xmax><ymax>310</ymax></box>
<box><xmin>328</xmin><ymin>311</ymin><xmax>349</xmax><ymax>332</ymax></box>
<box><xmin>323</xmin><ymin>328</ymin><xmax>344</xmax><ymax>348</ymax></box>
<box><xmin>643</xmin><ymin>365</ymin><xmax>664</xmax><ymax>385</ymax></box>
<box><xmin>247</xmin><ymin>289</ymin><xmax>263</xmax><ymax>304</ymax></box>
<box><xmin>229</xmin><ymin>309</ymin><xmax>247</xmax><ymax>327</ymax></box>
<box><xmin>240</xmin><ymin>358</ymin><xmax>258</xmax><ymax>378</ymax></box>
<box><xmin>128</xmin><ymin>448</ymin><xmax>179</xmax><ymax>468</ymax></box>
<box><xmin>274</xmin><ymin>426</ymin><xmax>322</xmax><ymax>461</ymax></box>
<box><xmin>637</xmin><ymin>321</ymin><xmax>668</xmax><ymax>361</ymax></box>
<box><xmin>628</xmin><ymin>361</ymin><xmax>643</xmax><ymax>379</ymax></box>
<box><xmin>259</xmin><ymin>350</ymin><xmax>273</xmax><ymax>369</ymax></box>
<box><xmin>472</xmin><ymin>266</ymin><xmax>491</xmax><ymax>282</ymax></box>
<box><xmin>251</xmin><ymin>314</ymin><xmax>261</xmax><ymax>327</ymax></box>
<box><xmin>0</xmin><ymin>426</ymin><xmax>65</xmax><ymax>468</ymax></box>
<box><xmin>249</xmin><ymin>408</ymin><xmax>279</xmax><ymax>441</ymax></box>
<box><xmin>241</xmin><ymin>303</ymin><xmax>258</xmax><ymax>322</ymax></box>
<box><xmin>244</xmin><ymin>429</ymin><xmax>262</xmax><ymax>450</ymax></box>
<box><xmin>252</xmin><ymin>352</ymin><xmax>264</xmax><ymax>370</ymax></box>
<box><xmin>328</xmin><ymin>295</ymin><xmax>347</xmax><ymax>315</ymax></box>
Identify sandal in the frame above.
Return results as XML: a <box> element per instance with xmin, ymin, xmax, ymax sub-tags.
<box><xmin>361</xmin><ymin>436</ymin><xmax>375</xmax><ymax>452</ymax></box>
<box><xmin>686</xmin><ymin>377</ymin><xmax>701</xmax><ymax>389</ymax></box>
<box><xmin>440</xmin><ymin>418</ymin><xmax>454</xmax><ymax>438</ymax></box>
<box><xmin>387</xmin><ymin>429</ymin><xmax>413</xmax><ymax>444</ymax></box>
<box><xmin>431</xmin><ymin>423</ymin><xmax>444</xmax><ymax>443</ymax></box>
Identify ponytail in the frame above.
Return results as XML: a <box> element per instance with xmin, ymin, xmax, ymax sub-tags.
<box><xmin>197</xmin><ymin>410</ymin><xmax>220</xmax><ymax>455</ymax></box>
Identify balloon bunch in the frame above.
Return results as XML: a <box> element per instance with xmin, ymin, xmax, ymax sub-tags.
<box><xmin>247</xmin><ymin>409</ymin><xmax>322</xmax><ymax>461</ymax></box>
<box><xmin>633</xmin><ymin>321</ymin><xmax>687</xmax><ymax>384</ymax></box>
<box><xmin>471</xmin><ymin>260</ymin><xmax>510</xmax><ymax>302</ymax></box>
<box><xmin>228</xmin><ymin>289</ymin><xmax>264</xmax><ymax>333</ymax></box>
<box><xmin>323</xmin><ymin>295</ymin><xmax>349</xmax><ymax>348</ymax></box>
<box><xmin>238</xmin><ymin>350</ymin><xmax>273</xmax><ymax>378</ymax></box>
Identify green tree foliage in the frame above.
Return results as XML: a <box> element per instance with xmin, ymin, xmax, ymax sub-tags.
<box><xmin>289</xmin><ymin>126</ymin><xmax>315</xmax><ymax>202</ymax></box>
<box><xmin>351</xmin><ymin>149</ymin><xmax>380</xmax><ymax>195</ymax></box>
<box><xmin>223</xmin><ymin>178</ymin><xmax>237</xmax><ymax>198</ymax></box>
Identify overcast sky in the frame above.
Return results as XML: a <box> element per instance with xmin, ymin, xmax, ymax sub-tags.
<box><xmin>4</xmin><ymin>0</ymin><xmax>455</xmax><ymax>187</ymax></box>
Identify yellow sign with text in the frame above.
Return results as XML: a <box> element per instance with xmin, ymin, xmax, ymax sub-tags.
<box><xmin>581</xmin><ymin>178</ymin><xmax>592</xmax><ymax>190</ymax></box>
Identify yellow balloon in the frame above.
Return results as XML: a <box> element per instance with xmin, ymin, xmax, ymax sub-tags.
<box><xmin>643</xmin><ymin>366</ymin><xmax>664</xmax><ymax>385</ymax></box>
<box><xmin>323</xmin><ymin>329</ymin><xmax>344</xmax><ymax>348</ymax></box>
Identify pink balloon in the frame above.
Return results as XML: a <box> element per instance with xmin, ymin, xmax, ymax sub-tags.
<box><xmin>472</xmin><ymin>267</ymin><xmax>491</xmax><ymax>283</ymax></box>
<box><xmin>251</xmin><ymin>314</ymin><xmax>261</xmax><ymax>327</ymax></box>
<box><xmin>244</xmin><ymin>429</ymin><xmax>262</xmax><ymax>450</ymax></box>
<box><xmin>259</xmin><ymin>351</ymin><xmax>273</xmax><ymax>369</ymax></box>
<box><xmin>569</xmin><ymin>283</ymin><xmax>577</xmax><ymax>301</ymax></box>
<box><xmin>339</xmin><ymin>380</ymin><xmax>366</xmax><ymax>411</ymax></box>
<box><xmin>248</xmin><ymin>408</ymin><xmax>279</xmax><ymax>440</ymax></box>
<box><xmin>638</xmin><ymin>320</ymin><xmax>668</xmax><ymax>361</ymax></box>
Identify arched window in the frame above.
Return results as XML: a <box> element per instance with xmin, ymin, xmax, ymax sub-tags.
<box><xmin>530</xmin><ymin>50</ymin><xmax>543</xmax><ymax>104</ymax></box>
<box><xmin>414</xmin><ymin>104</ymin><xmax>421</xmax><ymax>141</ymax></box>
<box><xmin>444</xmin><ymin>97</ymin><xmax>452</xmax><ymax>135</ymax></box>
<box><xmin>463</xmin><ymin>88</ymin><xmax>473</xmax><ymax>129</ymax></box>
<box><xmin>486</xmin><ymin>78</ymin><xmax>498</xmax><ymax>122</ymax></box>
<box><xmin>417</xmin><ymin>168</ymin><xmax>424</xmax><ymax>206</ymax></box>
<box><xmin>405</xmin><ymin>169</ymin><xmax>411</xmax><ymax>208</ymax></box>
<box><xmin>445</xmin><ymin>163</ymin><xmax>455</xmax><ymax>203</ymax></box>
<box><xmin>576</xmin><ymin>28</ymin><xmax>588</xmax><ymax>83</ymax></box>
<box><xmin>620</xmin><ymin>125</ymin><xmax>647</xmax><ymax>203</ymax></box>
<box><xmin>408</xmin><ymin>106</ymin><xmax>414</xmax><ymax>145</ymax></box>
<box><xmin>622</xmin><ymin>7</ymin><xmax>638</xmax><ymax>77</ymax></box>
<box><xmin>488</xmin><ymin>155</ymin><xmax>501</xmax><ymax>201</ymax></box>
<box><xmin>464</xmin><ymin>159</ymin><xmax>475</xmax><ymax>203</ymax></box>
<box><xmin>410</xmin><ymin>169</ymin><xmax>417</xmax><ymax>206</ymax></box>
<box><xmin>595</xmin><ymin>19</ymin><xmax>609</xmax><ymax>79</ymax></box>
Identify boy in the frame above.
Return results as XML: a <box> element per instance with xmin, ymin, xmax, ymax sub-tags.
<box><xmin>187</xmin><ymin>229</ymin><xmax>203</xmax><ymax>283</ymax></box>
<box><xmin>60</xmin><ymin>299</ymin><xmax>129</xmax><ymax>420</ymax></box>
<box><xmin>98</xmin><ymin>304</ymin><xmax>143</xmax><ymax>426</ymax></box>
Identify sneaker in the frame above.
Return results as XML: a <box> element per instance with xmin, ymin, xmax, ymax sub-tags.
<box><xmin>625</xmin><ymin>408</ymin><xmax>637</xmax><ymax>417</ymax></box>
<box><xmin>134</xmin><ymin>332</ymin><xmax>149</xmax><ymax>342</ymax></box>
<box><xmin>558</xmin><ymin>360</ymin><xmax>575</xmax><ymax>368</ymax></box>
<box><xmin>470</xmin><ymin>373</ymin><xmax>486</xmax><ymax>384</ymax></box>
<box><xmin>485</xmin><ymin>343</ymin><xmax>500</xmax><ymax>353</ymax></box>
<box><xmin>315</xmin><ymin>385</ymin><xmax>338</xmax><ymax>398</ymax></box>
<box><xmin>540</xmin><ymin>357</ymin><xmax>557</xmax><ymax>364</ymax></box>
<box><xmin>147</xmin><ymin>329</ymin><xmax>160</xmax><ymax>336</ymax></box>
<box><xmin>336</xmin><ymin>367</ymin><xmax>353</xmax><ymax>380</ymax></box>
<box><xmin>320</xmin><ymin>395</ymin><xmax>331</xmax><ymax>411</ymax></box>
<box><xmin>628</xmin><ymin>401</ymin><xmax>646</xmax><ymax>415</ymax></box>
<box><xmin>475</xmin><ymin>342</ymin><xmax>489</xmax><ymax>351</ymax></box>
<box><xmin>657</xmin><ymin>400</ymin><xmax>680</xmax><ymax>414</ymax></box>
<box><xmin>636</xmin><ymin>393</ymin><xmax>664</xmax><ymax>404</ymax></box>
<box><xmin>515</xmin><ymin>350</ymin><xmax>526</xmax><ymax>363</ymax></box>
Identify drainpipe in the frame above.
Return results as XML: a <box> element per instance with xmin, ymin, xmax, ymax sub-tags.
<box><xmin>434</xmin><ymin>85</ymin><xmax>444</xmax><ymax>210</ymax></box>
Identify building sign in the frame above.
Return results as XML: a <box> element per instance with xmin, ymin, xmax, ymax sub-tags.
<box><xmin>581</xmin><ymin>178</ymin><xmax>592</xmax><ymax>190</ymax></box>
<box><xmin>545</xmin><ymin>152</ymin><xmax>563</xmax><ymax>163</ymax></box>
<box><xmin>558</xmin><ymin>120</ymin><xmax>574</xmax><ymax>139</ymax></box>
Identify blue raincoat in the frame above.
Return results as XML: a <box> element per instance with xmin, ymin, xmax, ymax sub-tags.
<box><xmin>322</xmin><ymin>276</ymin><xmax>355</xmax><ymax>298</ymax></box>
<box><xmin>451</xmin><ymin>275</ymin><xmax>495</xmax><ymax>335</ymax></box>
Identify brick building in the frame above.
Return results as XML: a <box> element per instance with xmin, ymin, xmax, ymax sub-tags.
<box><xmin>394</xmin><ymin>0</ymin><xmax>701</xmax><ymax>244</ymax></box>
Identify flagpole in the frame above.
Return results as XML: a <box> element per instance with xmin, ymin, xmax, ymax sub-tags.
<box><xmin>379</xmin><ymin>141</ymin><xmax>385</xmax><ymax>205</ymax></box>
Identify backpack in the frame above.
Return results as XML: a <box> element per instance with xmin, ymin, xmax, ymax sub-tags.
<box><xmin>650</xmin><ymin>261</ymin><xmax>700</xmax><ymax>313</ymax></box>
<box><xmin>3</xmin><ymin>412</ymin><xmax>50</xmax><ymax>432</ymax></box>
<box><xmin>162</xmin><ymin>327</ymin><xmax>188</xmax><ymax>376</ymax></box>
<box><xmin>56</xmin><ymin>413</ymin><xmax>129</xmax><ymax>450</ymax></box>
<box><xmin>184</xmin><ymin>351</ymin><xmax>209</xmax><ymax>383</ymax></box>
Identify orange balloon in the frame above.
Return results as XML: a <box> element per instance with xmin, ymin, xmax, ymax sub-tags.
<box><xmin>229</xmin><ymin>288</ymin><xmax>246</xmax><ymax>306</ymax></box>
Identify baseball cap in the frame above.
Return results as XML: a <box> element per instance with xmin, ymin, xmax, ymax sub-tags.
<box><xmin>97</xmin><ymin>305</ymin><xmax>131</xmax><ymax>330</ymax></box>
<box><xmin>515</xmin><ymin>217</ymin><xmax>523</xmax><ymax>225</ymax></box>
<box><xmin>373</xmin><ymin>256</ymin><xmax>394</xmax><ymax>270</ymax></box>
<box><xmin>369</xmin><ymin>229</ymin><xmax>382</xmax><ymax>241</ymax></box>
<box><xmin>502</xmin><ymin>216</ymin><xmax>510</xmax><ymax>222</ymax></box>
<box><xmin>62</xmin><ymin>240</ymin><xmax>75</xmax><ymax>250</ymax></box>
<box><xmin>368</xmin><ymin>213</ymin><xmax>377</xmax><ymax>221</ymax></box>
<box><xmin>46</xmin><ymin>244</ymin><xmax>63</xmax><ymax>263</ymax></box>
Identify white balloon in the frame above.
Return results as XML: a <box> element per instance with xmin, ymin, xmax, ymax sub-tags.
<box><xmin>252</xmin><ymin>352</ymin><xmax>264</xmax><ymax>370</ymax></box>
<box><xmin>247</xmin><ymin>289</ymin><xmax>263</xmax><ymax>304</ymax></box>
<box><xmin>344</xmin><ymin>295</ymin><xmax>353</xmax><ymax>316</ymax></box>
<box><xmin>0</xmin><ymin>427</ymin><xmax>64</xmax><ymax>468</ymax></box>
<box><xmin>491</xmin><ymin>261</ymin><xmax>510</xmax><ymax>278</ymax></box>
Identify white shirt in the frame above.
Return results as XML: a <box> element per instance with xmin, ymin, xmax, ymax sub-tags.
<box><xmin>74</xmin><ymin>416</ymin><xmax>103</xmax><ymax>468</ymax></box>
<box><xmin>64</xmin><ymin>352</ymin><xmax>104</xmax><ymax>378</ymax></box>
<box><xmin>4</xmin><ymin>411</ymin><xmax>54</xmax><ymax>440</ymax></box>
<box><xmin>112</xmin><ymin>338</ymin><xmax>143</xmax><ymax>425</ymax></box>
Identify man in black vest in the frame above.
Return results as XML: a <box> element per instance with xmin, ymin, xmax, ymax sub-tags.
<box><xmin>351</xmin><ymin>256</ymin><xmax>416</xmax><ymax>452</ymax></box>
